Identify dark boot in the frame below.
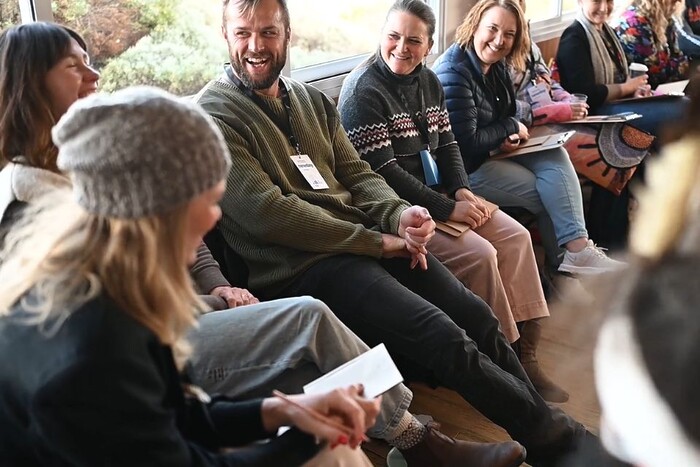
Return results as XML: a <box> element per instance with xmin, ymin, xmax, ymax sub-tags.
<box><xmin>519</xmin><ymin>319</ymin><xmax>569</xmax><ymax>403</ymax></box>
<box><xmin>400</xmin><ymin>422</ymin><xmax>527</xmax><ymax>467</ymax></box>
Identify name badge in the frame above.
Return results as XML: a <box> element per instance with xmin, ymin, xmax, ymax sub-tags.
<box><xmin>291</xmin><ymin>154</ymin><xmax>329</xmax><ymax>190</ymax></box>
<box><xmin>526</xmin><ymin>83</ymin><xmax>553</xmax><ymax>107</ymax></box>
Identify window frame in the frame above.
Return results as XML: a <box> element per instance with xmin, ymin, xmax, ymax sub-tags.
<box><xmin>26</xmin><ymin>0</ymin><xmax>444</xmax><ymax>79</ymax></box>
<box><xmin>24</xmin><ymin>0</ymin><xmax>573</xmax><ymax>91</ymax></box>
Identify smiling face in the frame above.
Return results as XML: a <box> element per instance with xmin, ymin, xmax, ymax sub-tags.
<box><xmin>579</xmin><ymin>0</ymin><xmax>613</xmax><ymax>29</ymax></box>
<box><xmin>222</xmin><ymin>0</ymin><xmax>290</xmax><ymax>97</ymax></box>
<box><xmin>380</xmin><ymin>10</ymin><xmax>432</xmax><ymax>76</ymax></box>
<box><xmin>473</xmin><ymin>6</ymin><xmax>517</xmax><ymax>73</ymax></box>
<box><xmin>44</xmin><ymin>38</ymin><xmax>100</xmax><ymax>120</ymax></box>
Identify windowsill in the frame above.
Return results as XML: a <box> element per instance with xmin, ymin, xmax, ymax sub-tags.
<box><xmin>530</xmin><ymin>13</ymin><xmax>576</xmax><ymax>42</ymax></box>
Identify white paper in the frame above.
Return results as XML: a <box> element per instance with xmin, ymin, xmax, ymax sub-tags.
<box><xmin>303</xmin><ymin>343</ymin><xmax>403</xmax><ymax>399</ymax></box>
<box><xmin>655</xmin><ymin>79</ymin><xmax>688</xmax><ymax>95</ymax></box>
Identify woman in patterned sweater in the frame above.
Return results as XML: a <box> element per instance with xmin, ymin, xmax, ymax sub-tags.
<box><xmin>613</xmin><ymin>0</ymin><xmax>689</xmax><ymax>89</ymax></box>
<box><xmin>339</xmin><ymin>0</ymin><xmax>568</xmax><ymax>402</ymax></box>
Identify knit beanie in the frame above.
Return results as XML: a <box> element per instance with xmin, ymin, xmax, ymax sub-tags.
<box><xmin>53</xmin><ymin>86</ymin><xmax>231</xmax><ymax>219</ymax></box>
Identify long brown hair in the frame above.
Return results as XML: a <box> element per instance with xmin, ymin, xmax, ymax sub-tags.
<box><xmin>0</xmin><ymin>22</ymin><xmax>87</xmax><ymax>172</ymax></box>
<box><xmin>454</xmin><ymin>0</ymin><xmax>530</xmax><ymax>71</ymax></box>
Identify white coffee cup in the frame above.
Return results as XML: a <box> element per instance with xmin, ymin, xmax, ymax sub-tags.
<box><xmin>629</xmin><ymin>63</ymin><xmax>648</xmax><ymax>78</ymax></box>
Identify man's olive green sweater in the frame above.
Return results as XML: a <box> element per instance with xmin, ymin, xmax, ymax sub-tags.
<box><xmin>196</xmin><ymin>75</ymin><xmax>410</xmax><ymax>297</ymax></box>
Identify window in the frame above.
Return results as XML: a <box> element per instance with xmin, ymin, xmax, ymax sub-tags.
<box><xmin>48</xmin><ymin>0</ymin><xmax>227</xmax><ymax>95</ymax></box>
<box><xmin>0</xmin><ymin>0</ymin><xmax>22</xmax><ymax>29</ymax></box>
<box><xmin>524</xmin><ymin>0</ymin><xmax>576</xmax><ymax>42</ymax></box>
<box><xmin>288</xmin><ymin>0</ymin><xmax>397</xmax><ymax>82</ymax></box>
<box><xmin>525</xmin><ymin>0</ymin><xmax>576</xmax><ymax>23</ymax></box>
<box><xmin>289</xmin><ymin>0</ymin><xmax>443</xmax><ymax>86</ymax></box>
<box><xmin>16</xmin><ymin>0</ymin><xmax>443</xmax><ymax>95</ymax></box>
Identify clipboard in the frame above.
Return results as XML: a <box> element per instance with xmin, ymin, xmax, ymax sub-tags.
<box><xmin>435</xmin><ymin>199</ymin><xmax>499</xmax><ymax>237</ymax></box>
<box><xmin>560</xmin><ymin>112</ymin><xmax>642</xmax><ymax>124</ymax></box>
<box><xmin>613</xmin><ymin>92</ymin><xmax>685</xmax><ymax>103</ymax></box>
<box><xmin>489</xmin><ymin>130</ymin><xmax>575</xmax><ymax>159</ymax></box>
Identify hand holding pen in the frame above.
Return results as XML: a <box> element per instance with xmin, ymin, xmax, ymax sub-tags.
<box><xmin>266</xmin><ymin>384</ymin><xmax>380</xmax><ymax>449</ymax></box>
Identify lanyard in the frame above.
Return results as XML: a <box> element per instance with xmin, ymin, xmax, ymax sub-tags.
<box><xmin>397</xmin><ymin>77</ymin><xmax>431</xmax><ymax>150</ymax></box>
<box><xmin>224</xmin><ymin>64</ymin><xmax>301</xmax><ymax>153</ymax></box>
<box><xmin>528</xmin><ymin>47</ymin><xmax>538</xmax><ymax>79</ymax></box>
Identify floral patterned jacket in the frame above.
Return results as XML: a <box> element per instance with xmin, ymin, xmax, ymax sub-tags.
<box><xmin>613</xmin><ymin>6</ymin><xmax>689</xmax><ymax>89</ymax></box>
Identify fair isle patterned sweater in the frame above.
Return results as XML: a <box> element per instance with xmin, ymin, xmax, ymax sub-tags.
<box><xmin>196</xmin><ymin>74</ymin><xmax>410</xmax><ymax>297</ymax></box>
<box><xmin>338</xmin><ymin>56</ymin><xmax>470</xmax><ymax>222</ymax></box>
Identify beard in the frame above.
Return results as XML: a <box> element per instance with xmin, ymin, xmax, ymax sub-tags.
<box><xmin>230</xmin><ymin>48</ymin><xmax>287</xmax><ymax>91</ymax></box>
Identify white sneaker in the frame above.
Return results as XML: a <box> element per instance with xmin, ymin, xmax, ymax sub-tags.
<box><xmin>558</xmin><ymin>240</ymin><xmax>626</xmax><ymax>275</ymax></box>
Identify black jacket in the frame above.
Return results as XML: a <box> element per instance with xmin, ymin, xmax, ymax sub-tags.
<box><xmin>0</xmin><ymin>293</ymin><xmax>318</xmax><ymax>466</ymax></box>
<box><xmin>556</xmin><ymin>21</ymin><xmax>611</xmax><ymax>112</ymax></box>
<box><xmin>433</xmin><ymin>43</ymin><xmax>520</xmax><ymax>173</ymax></box>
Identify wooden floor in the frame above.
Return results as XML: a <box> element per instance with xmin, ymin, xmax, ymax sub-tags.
<box><xmin>361</xmin><ymin>275</ymin><xmax>604</xmax><ymax>466</ymax></box>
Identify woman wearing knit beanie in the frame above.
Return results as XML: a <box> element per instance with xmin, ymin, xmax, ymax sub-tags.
<box><xmin>0</xmin><ymin>23</ymin><xmax>531</xmax><ymax>466</ymax></box>
<box><xmin>0</xmin><ymin>85</ymin><xmax>379</xmax><ymax>465</ymax></box>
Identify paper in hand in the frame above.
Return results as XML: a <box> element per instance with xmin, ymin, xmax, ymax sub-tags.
<box><xmin>303</xmin><ymin>343</ymin><xmax>403</xmax><ymax>399</ymax></box>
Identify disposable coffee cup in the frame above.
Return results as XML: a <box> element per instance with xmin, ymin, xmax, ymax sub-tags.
<box><xmin>570</xmin><ymin>93</ymin><xmax>588</xmax><ymax>103</ymax></box>
<box><xmin>629</xmin><ymin>63</ymin><xmax>648</xmax><ymax>78</ymax></box>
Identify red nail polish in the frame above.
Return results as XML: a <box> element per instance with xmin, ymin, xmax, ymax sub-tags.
<box><xmin>330</xmin><ymin>442</ymin><xmax>338</xmax><ymax>450</ymax></box>
<box><xmin>337</xmin><ymin>435</ymin><xmax>349</xmax><ymax>445</ymax></box>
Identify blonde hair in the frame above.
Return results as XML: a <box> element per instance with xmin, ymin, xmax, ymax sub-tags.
<box><xmin>454</xmin><ymin>0</ymin><xmax>530</xmax><ymax>71</ymax></box>
<box><xmin>629</xmin><ymin>0</ymin><xmax>676</xmax><ymax>47</ymax></box>
<box><xmin>0</xmin><ymin>190</ymin><xmax>204</xmax><ymax>351</ymax></box>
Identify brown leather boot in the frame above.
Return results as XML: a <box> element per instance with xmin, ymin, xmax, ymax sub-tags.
<box><xmin>399</xmin><ymin>422</ymin><xmax>526</xmax><ymax>467</ymax></box>
<box><xmin>519</xmin><ymin>319</ymin><xmax>569</xmax><ymax>403</ymax></box>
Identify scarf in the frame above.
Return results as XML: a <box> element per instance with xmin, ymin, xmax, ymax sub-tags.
<box><xmin>576</xmin><ymin>10</ymin><xmax>628</xmax><ymax>85</ymax></box>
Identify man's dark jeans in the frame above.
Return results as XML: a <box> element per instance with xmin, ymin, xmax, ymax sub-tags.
<box><xmin>280</xmin><ymin>253</ymin><xmax>583</xmax><ymax>461</ymax></box>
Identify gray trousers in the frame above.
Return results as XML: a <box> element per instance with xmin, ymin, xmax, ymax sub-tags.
<box><xmin>187</xmin><ymin>296</ymin><xmax>412</xmax><ymax>440</ymax></box>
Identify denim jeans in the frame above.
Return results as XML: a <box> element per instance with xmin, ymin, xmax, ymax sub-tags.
<box><xmin>467</xmin><ymin>147</ymin><xmax>588</xmax><ymax>266</ymax></box>
<box><xmin>186</xmin><ymin>296</ymin><xmax>412</xmax><ymax>440</ymax></box>
<box><xmin>598</xmin><ymin>97</ymin><xmax>688</xmax><ymax>140</ymax></box>
<box><xmin>278</xmin><ymin>254</ymin><xmax>582</xmax><ymax>458</ymax></box>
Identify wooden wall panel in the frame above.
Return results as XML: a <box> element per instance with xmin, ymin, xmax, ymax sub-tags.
<box><xmin>537</xmin><ymin>36</ymin><xmax>561</xmax><ymax>66</ymax></box>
